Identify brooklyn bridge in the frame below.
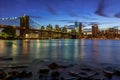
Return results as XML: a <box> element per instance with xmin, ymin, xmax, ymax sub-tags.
<box><xmin>0</xmin><ymin>15</ymin><xmax>81</xmax><ymax>39</ymax></box>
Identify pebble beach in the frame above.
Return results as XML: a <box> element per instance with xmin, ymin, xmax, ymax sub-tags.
<box><xmin>0</xmin><ymin>59</ymin><xmax>120</xmax><ymax>80</ymax></box>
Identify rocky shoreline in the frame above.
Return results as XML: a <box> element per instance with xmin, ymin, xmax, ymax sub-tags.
<box><xmin>0</xmin><ymin>59</ymin><xmax>120</xmax><ymax>80</ymax></box>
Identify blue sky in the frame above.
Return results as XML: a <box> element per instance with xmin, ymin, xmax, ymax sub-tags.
<box><xmin>0</xmin><ymin>0</ymin><xmax>120</xmax><ymax>29</ymax></box>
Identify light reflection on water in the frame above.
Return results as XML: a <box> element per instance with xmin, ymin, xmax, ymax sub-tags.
<box><xmin>0</xmin><ymin>39</ymin><xmax>120</xmax><ymax>65</ymax></box>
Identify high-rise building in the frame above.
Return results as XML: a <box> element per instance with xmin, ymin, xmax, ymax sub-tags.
<box><xmin>75</xmin><ymin>21</ymin><xmax>79</xmax><ymax>32</ymax></box>
<box><xmin>79</xmin><ymin>22</ymin><xmax>83</xmax><ymax>34</ymax></box>
<box><xmin>92</xmin><ymin>24</ymin><xmax>99</xmax><ymax>37</ymax></box>
<box><xmin>75</xmin><ymin>21</ymin><xmax>78</xmax><ymax>28</ymax></box>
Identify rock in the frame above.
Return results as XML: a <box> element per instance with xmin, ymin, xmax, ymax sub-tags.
<box><xmin>76</xmin><ymin>77</ymin><xmax>88</xmax><ymax>80</ymax></box>
<box><xmin>5</xmin><ymin>75</ymin><xmax>14</xmax><ymax>80</ymax></box>
<box><xmin>26</xmin><ymin>72</ymin><xmax>32</xmax><ymax>78</ymax></box>
<box><xmin>51</xmin><ymin>78</ymin><xmax>59</xmax><ymax>80</ymax></box>
<box><xmin>103</xmin><ymin>69</ymin><xmax>113</xmax><ymax>78</ymax></box>
<box><xmin>78</xmin><ymin>71</ymin><xmax>89</xmax><ymax>79</ymax></box>
<box><xmin>79</xmin><ymin>67</ymin><xmax>99</xmax><ymax>80</ymax></box>
<box><xmin>68</xmin><ymin>64</ymin><xmax>74</xmax><ymax>67</ymax></box>
<box><xmin>39</xmin><ymin>68</ymin><xmax>49</xmax><ymax>74</ymax></box>
<box><xmin>0</xmin><ymin>57</ymin><xmax>13</xmax><ymax>61</ymax></box>
<box><xmin>0</xmin><ymin>70</ymin><xmax>7</xmax><ymax>79</ymax></box>
<box><xmin>62</xmin><ymin>77</ymin><xmax>76</xmax><ymax>80</ymax></box>
<box><xmin>18</xmin><ymin>70</ymin><xmax>31</xmax><ymax>78</ymax></box>
<box><xmin>81</xmin><ymin>68</ymin><xmax>93</xmax><ymax>72</ymax></box>
<box><xmin>114</xmin><ymin>68</ymin><xmax>120</xmax><ymax>76</ymax></box>
<box><xmin>48</xmin><ymin>62</ymin><xmax>59</xmax><ymax>69</ymax></box>
<box><xmin>88</xmin><ymin>72</ymin><xmax>105</xmax><ymax>80</ymax></box>
<box><xmin>103</xmin><ymin>67</ymin><xmax>114</xmax><ymax>78</ymax></box>
<box><xmin>59</xmin><ymin>65</ymin><xmax>68</xmax><ymax>69</ymax></box>
<box><xmin>8</xmin><ymin>71</ymin><xmax>19</xmax><ymax>77</ymax></box>
<box><xmin>51</xmin><ymin>71</ymin><xmax>60</xmax><ymax>78</ymax></box>
<box><xmin>10</xmin><ymin>65</ymin><xmax>28</xmax><ymax>69</ymax></box>
<box><xmin>68</xmin><ymin>71</ymin><xmax>79</xmax><ymax>77</ymax></box>
<box><xmin>18</xmin><ymin>70</ymin><xmax>32</xmax><ymax>78</ymax></box>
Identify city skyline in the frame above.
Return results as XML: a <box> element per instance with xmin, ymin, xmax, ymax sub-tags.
<box><xmin>0</xmin><ymin>0</ymin><xmax>120</xmax><ymax>28</ymax></box>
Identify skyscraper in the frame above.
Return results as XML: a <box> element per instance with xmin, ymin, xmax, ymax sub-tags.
<box><xmin>75</xmin><ymin>21</ymin><xmax>78</xmax><ymax>32</ymax></box>
<box><xmin>79</xmin><ymin>22</ymin><xmax>83</xmax><ymax>35</ymax></box>
<box><xmin>75</xmin><ymin>21</ymin><xmax>78</xmax><ymax>28</ymax></box>
<box><xmin>92</xmin><ymin>24</ymin><xmax>99</xmax><ymax>37</ymax></box>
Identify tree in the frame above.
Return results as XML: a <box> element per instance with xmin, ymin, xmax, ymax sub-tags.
<box><xmin>46</xmin><ymin>24</ymin><xmax>53</xmax><ymax>31</ymax></box>
<box><xmin>55</xmin><ymin>25</ymin><xmax>60</xmax><ymax>32</ymax></box>
<box><xmin>46</xmin><ymin>24</ymin><xmax>53</xmax><ymax>38</ymax></box>
<box><xmin>71</xmin><ymin>28</ymin><xmax>76</xmax><ymax>33</ymax></box>
<box><xmin>0</xmin><ymin>32</ymin><xmax>8</xmax><ymax>39</ymax></box>
<box><xmin>62</xmin><ymin>26</ymin><xmax>67</xmax><ymax>33</ymax></box>
<box><xmin>2</xmin><ymin>26</ymin><xmax>16</xmax><ymax>38</ymax></box>
<box><xmin>41</xmin><ymin>26</ymin><xmax>45</xmax><ymax>30</ymax></box>
<box><xmin>54</xmin><ymin>25</ymin><xmax>61</xmax><ymax>38</ymax></box>
<box><xmin>59</xmin><ymin>28</ymin><xmax>61</xmax><ymax>32</ymax></box>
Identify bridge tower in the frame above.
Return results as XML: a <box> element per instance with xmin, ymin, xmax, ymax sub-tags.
<box><xmin>20</xmin><ymin>15</ymin><xmax>29</xmax><ymax>37</ymax></box>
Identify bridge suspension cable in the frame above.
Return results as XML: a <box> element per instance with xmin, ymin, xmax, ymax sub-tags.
<box><xmin>29</xmin><ymin>15</ymin><xmax>42</xmax><ymax>19</ymax></box>
<box><xmin>0</xmin><ymin>16</ymin><xmax>20</xmax><ymax>26</ymax></box>
<box><xmin>29</xmin><ymin>18</ymin><xmax>41</xmax><ymax>28</ymax></box>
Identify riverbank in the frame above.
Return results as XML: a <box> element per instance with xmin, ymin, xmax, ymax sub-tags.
<box><xmin>1</xmin><ymin>37</ymin><xmax>120</xmax><ymax>40</ymax></box>
<box><xmin>0</xmin><ymin>59</ymin><xmax>120</xmax><ymax>80</ymax></box>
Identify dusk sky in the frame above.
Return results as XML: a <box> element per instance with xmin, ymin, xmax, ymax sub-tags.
<box><xmin>0</xmin><ymin>0</ymin><xmax>120</xmax><ymax>29</ymax></box>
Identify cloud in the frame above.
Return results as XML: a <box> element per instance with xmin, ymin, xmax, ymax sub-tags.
<box><xmin>82</xmin><ymin>16</ymin><xmax>98</xmax><ymax>20</ymax></box>
<box><xmin>114</xmin><ymin>12</ymin><xmax>120</xmax><ymax>18</ymax></box>
<box><xmin>82</xmin><ymin>21</ymin><xmax>112</xmax><ymax>26</ymax></box>
<box><xmin>83</xmin><ymin>22</ymin><xmax>101</xmax><ymax>26</ymax></box>
<box><xmin>57</xmin><ymin>20</ymin><xmax>75</xmax><ymax>23</ymax></box>
<box><xmin>57</xmin><ymin>20</ymin><xmax>101</xmax><ymax>26</ymax></box>
<box><xmin>68</xmin><ymin>12</ymin><xmax>98</xmax><ymax>20</ymax></box>
<box><xmin>46</xmin><ymin>4</ymin><xmax>57</xmax><ymax>15</ymax></box>
<box><xmin>95</xmin><ymin>0</ymin><xmax>109</xmax><ymax>17</ymax></box>
<box><xmin>68</xmin><ymin>12</ymin><xmax>79</xmax><ymax>17</ymax></box>
<box><xmin>57</xmin><ymin>20</ymin><xmax>102</xmax><ymax>26</ymax></box>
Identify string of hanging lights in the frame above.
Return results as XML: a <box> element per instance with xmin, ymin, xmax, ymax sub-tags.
<box><xmin>0</xmin><ymin>17</ymin><xmax>20</xmax><ymax>20</ymax></box>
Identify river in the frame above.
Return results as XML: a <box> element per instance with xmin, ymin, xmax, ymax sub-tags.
<box><xmin>0</xmin><ymin>39</ymin><xmax>120</xmax><ymax>65</ymax></box>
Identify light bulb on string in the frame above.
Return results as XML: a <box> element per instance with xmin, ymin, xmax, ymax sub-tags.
<box><xmin>14</xmin><ymin>17</ymin><xmax>17</xmax><ymax>19</ymax></box>
<box><xmin>2</xmin><ymin>18</ymin><xmax>5</xmax><ymax>20</ymax></box>
<box><xmin>5</xmin><ymin>18</ymin><xmax>8</xmax><ymax>20</ymax></box>
<box><xmin>12</xmin><ymin>17</ymin><xmax>15</xmax><ymax>20</ymax></box>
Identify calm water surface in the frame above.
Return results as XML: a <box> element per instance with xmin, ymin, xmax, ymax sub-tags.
<box><xmin>0</xmin><ymin>39</ymin><xmax>120</xmax><ymax>65</ymax></box>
